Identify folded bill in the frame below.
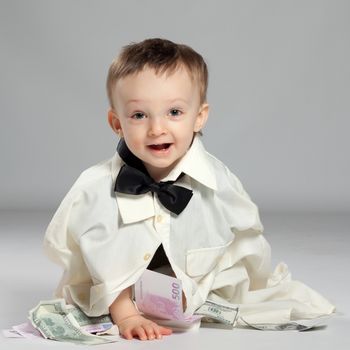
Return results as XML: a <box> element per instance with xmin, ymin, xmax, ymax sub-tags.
<box><xmin>65</xmin><ymin>303</ymin><xmax>113</xmax><ymax>333</ymax></box>
<box><xmin>29</xmin><ymin>299</ymin><xmax>116</xmax><ymax>345</ymax></box>
<box><xmin>135</xmin><ymin>269</ymin><xmax>203</xmax><ymax>330</ymax></box>
<box><xmin>2</xmin><ymin>329</ymin><xmax>23</xmax><ymax>338</ymax></box>
<box><xmin>12</xmin><ymin>322</ymin><xmax>44</xmax><ymax>339</ymax></box>
<box><xmin>239</xmin><ymin>314</ymin><xmax>332</xmax><ymax>331</ymax></box>
<box><xmin>194</xmin><ymin>300</ymin><xmax>240</xmax><ymax>327</ymax></box>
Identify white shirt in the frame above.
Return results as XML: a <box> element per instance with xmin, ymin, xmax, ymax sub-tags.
<box><xmin>44</xmin><ymin>135</ymin><xmax>334</xmax><ymax>323</ymax></box>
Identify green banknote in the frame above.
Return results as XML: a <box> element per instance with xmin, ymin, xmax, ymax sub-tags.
<box><xmin>29</xmin><ymin>299</ymin><xmax>115</xmax><ymax>345</ymax></box>
<box><xmin>195</xmin><ymin>300</ymin><xmax>240</xmax><ymax>327</ymax></box>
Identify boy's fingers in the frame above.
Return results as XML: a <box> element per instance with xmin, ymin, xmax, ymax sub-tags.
<box><xmin>159</xmin><ymin>326</ymin><xmax>173</xmax><ymax>335</ymax></box>
<box><xmin>153</xmin><ymin>326</ymin><xmax>163</xmax><ymax>339</ymax></box>
<box><xmin>134</xmin><ymin>326</ymin><xmax>147</xmax><ymax>341</ymax></box>
<box><xmin>122</xmin><ymin>328</ymin><xmax>133</xmax><ymax>340</ymax></box>
<box><xmin>119</xmin><ymin>319</ymin><xmax>172</xmax><ymax>340</ymax></box>
<box><xmin>143</xmin><ymin>324</ymin><xmax>156</xmax><ymax>340</ymax></box>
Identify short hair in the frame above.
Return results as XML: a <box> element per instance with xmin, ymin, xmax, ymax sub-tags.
<box><xmin>106</xmin><ymin>38</ymin><xmax>208</xmax><ymax>109</ymax></box>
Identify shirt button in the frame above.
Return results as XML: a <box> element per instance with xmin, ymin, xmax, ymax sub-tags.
<box><xmin>77</xmin><ymin>292</ymin><xmax>87</xmax><ymax>302</ymax></box>
<box><xmin>156</xmin><ymin>215</ymin><xmax>163</xmax><ymax>223</ymax></box>
<box><xmin>144</xmin><ymin>253</ymin><xmax>151</xmax><ymax>261</ymax></box>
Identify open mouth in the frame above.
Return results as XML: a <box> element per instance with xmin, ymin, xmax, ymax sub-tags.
<box><xmin>148</xmin><ymin>143</ymin><xmax>172</xmax><ymax>151</ymax></box>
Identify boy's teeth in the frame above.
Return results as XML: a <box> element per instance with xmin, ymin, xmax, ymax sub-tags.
<box><xmin>150</xmin><ymin>143</ymin><xmax>170</xmax><ymax>150</ymax></box>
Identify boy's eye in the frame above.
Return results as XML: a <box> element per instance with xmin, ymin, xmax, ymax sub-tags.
<box><xmin>132</xmin><ymin>112</ymin><xmax>146</xmax><ymax>120</ymax></box>
<box><xmin>169</xmin><ymin>109</ymin><xmax>182</xmax><ymax>117</ymax></box>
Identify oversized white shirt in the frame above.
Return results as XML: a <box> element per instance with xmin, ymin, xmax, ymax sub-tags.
<box><xmin>44</xmin><ymin>135</ymin><xmax>334</xmax><ymax>323</ymax></box>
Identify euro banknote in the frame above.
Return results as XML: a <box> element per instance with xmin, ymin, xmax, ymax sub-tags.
<box><xmin>135</xmin><ymin>269</ymin><xmax>202</xmax><ymax>329</ymax></box>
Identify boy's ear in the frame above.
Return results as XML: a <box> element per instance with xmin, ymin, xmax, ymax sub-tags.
<box><xmin>108</xmin><ymin>109</ymin><xmax>123</xmax><ymax>137</ymax></box>
<box><xmin>194</xmin><ymin>103</ymin><xmax>209</xmax><ymax>132</ymax></box>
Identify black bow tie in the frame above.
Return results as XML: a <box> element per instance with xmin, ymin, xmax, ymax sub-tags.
<box><xmin>114</xmin><ymin>140</ymin><xmax>193</xmax><ymax>215</ymax></box>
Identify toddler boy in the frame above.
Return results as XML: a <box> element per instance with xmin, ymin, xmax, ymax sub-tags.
<box><xmin>44</xmin><ymin>38</ymin><xmax>335</xmax><ymax>341</ymax></box>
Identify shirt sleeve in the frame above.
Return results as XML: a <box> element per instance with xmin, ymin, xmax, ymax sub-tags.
<box><xmin>43</xmin><ymin>183</ymin><xmax>124</xmax><ymax>317</ymax></box>
<box><xmin>43</xmin><ymin>186</ymin><xmax>94</xmax><ymax>309</ymax></box>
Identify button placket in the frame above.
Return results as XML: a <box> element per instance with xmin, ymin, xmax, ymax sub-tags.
<box><xmin>152</xmin><ymin>192</ymin><xmax>170</xmax><ymax>232</ymax></box>
<box><xmin>143</xmin><ymin>253</ymin><xmax>151</xmax><ymax>261</ymax></box>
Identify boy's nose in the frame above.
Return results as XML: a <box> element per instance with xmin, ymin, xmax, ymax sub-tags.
<box><xmin>148</xmin><ymin>118</ymin><xmax>166</xmax><ymax>136</ymax></box>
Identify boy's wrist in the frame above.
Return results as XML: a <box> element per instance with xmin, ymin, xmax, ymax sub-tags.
<box><xmin>109</xmin><ymin>286</ymin><xmax>140</xmax><ymax>325</ymax></box>
<box><xmin>116</xmin><ymin>313</ymin><xmax>141</xmax><ymax>326</ymax></box>
<box><xmin>111</xmin><ymin>308</ymin><xmax>141</xmax><ymax>326</ymax></box>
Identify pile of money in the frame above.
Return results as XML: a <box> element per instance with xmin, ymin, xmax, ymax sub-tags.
<box><xmin>28</xmin><ymin>299</ymin><xmax>118</xmax><ymax>345</ymax></box>
<box><xmin>2</xmin><ymin>269</ymin><xmax>331</xmax><ymax>344</ymax></box>
<box><xmin>4</xmin><ymin>268</ymin><xmax>240</xmax><ymax>345</ymax></box>
<box><xmin>3</xmin><ymin>299</ymin><xmax>120</xmax><ymax>345</ymax></box>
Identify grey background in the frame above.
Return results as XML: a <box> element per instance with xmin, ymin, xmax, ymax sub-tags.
<box><xmin>1</xmin><ymin>0</ymin><xmax>349</xmax><ymax>213</ymax></box>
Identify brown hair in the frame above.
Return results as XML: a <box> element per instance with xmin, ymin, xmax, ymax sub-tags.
<box><xmin>106</xmin><ymin>38</ymin><xmax>208</xmax><ymax>109</ymax></box>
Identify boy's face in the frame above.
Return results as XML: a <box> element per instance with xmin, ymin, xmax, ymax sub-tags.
<box><xmin>108</xmin><ymin>66</ymin><xmax>209</xmax><ymax>181</ymax></box>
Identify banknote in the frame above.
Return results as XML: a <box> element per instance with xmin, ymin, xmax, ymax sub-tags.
<box><xmin>194</xmin><ymin>300</ymin><xmax>240</xmax><ymax>327</ymax></box>
<box><xmin>239</xmin><ymin>315</ymin><xmax>331</xmax><ymax>331</ymax></box>
<box><xmin>2</xmin><ymin>322</ymin><xmax>44</xmax><ymax>340</ymax></box>
<box><xmin>65</xmin><ymin>303</ymin><xmax>113</xmax><ymax>333</ymax></box>
<box><xmin>2</xmin><ymin>329</ymin><xmax>23</xmax><ymax>338</ymax></box>
<box><xmin>135</xmin><ymin>269</ymin><xmax>201</xmax><ymax>324</ymax></box>
<box><xmin>29</xmin><ymin>299</ymin><xmax>115</xmax><ymax>345</ymax></box>
<box><xmin>12</xmin><ymin>322</ymin><xmax>44</xmax><ymax>339</ymax></box>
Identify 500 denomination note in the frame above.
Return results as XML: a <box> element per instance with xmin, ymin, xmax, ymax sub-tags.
<box><xmin>135</xmin><ymin>269</ymin><xmax>202</xmax><ymax>329</ymax></box>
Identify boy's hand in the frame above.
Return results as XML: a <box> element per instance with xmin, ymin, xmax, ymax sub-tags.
<box><xmin>117</xmin><ymin>314</ymin><xmax>172</xmax><ymax>340</ymax></box>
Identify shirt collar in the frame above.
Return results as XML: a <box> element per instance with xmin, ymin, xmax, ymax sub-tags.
<box><xmin>160</xmin><ymin>135</ymin><xmax>217</xmax><ymax>191</ymax></box>
<box><xmin>111</xmin><ymin>134</ymin><xmax>217</xmax><ymax>224</ymax></box>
